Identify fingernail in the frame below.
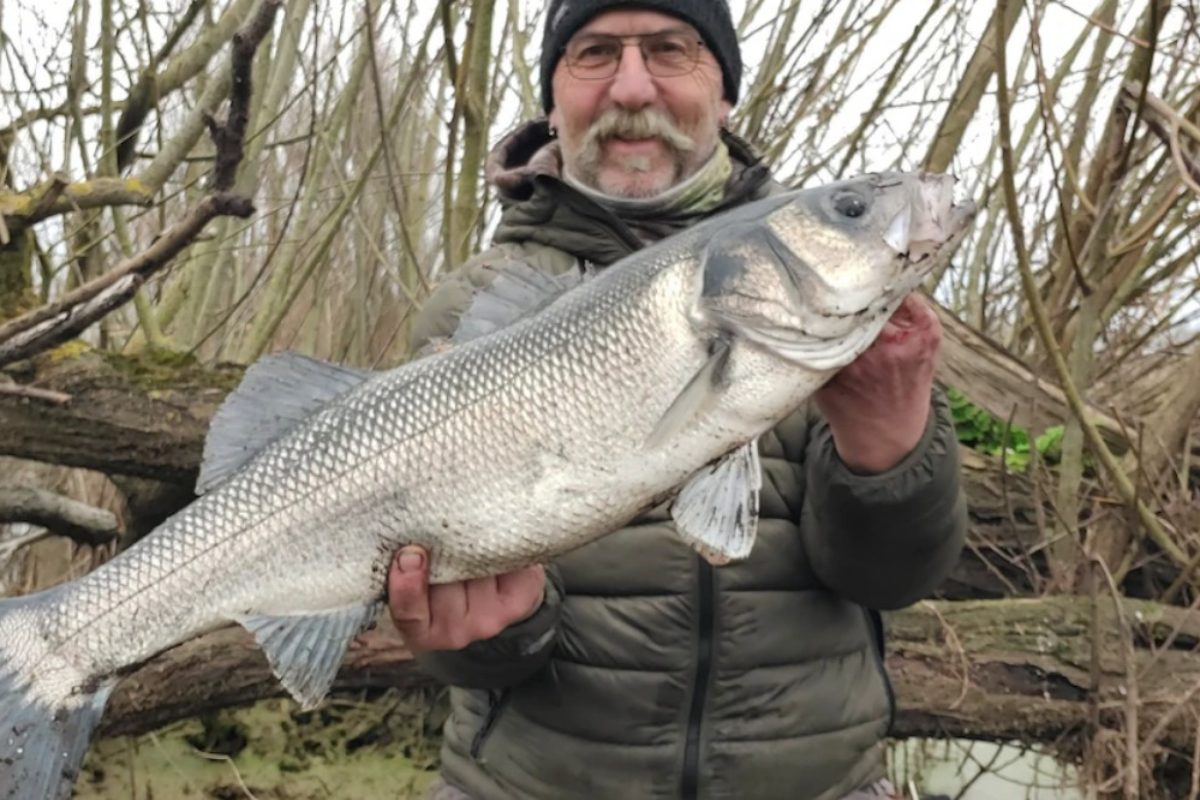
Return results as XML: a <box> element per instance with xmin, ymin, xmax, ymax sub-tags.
<box><xmin>397</xmin><ymin>547</ymin><xmax>425</xmax><ymax>573</ymax></box>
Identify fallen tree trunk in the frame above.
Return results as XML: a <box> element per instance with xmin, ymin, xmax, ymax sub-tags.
<box><xmin>97</xmin><ymin>597</ymin><xmax>1200</xmax><ymax>761</ymax></box>
<box><xmin>0</xmin><ymin>348</ymin><xmax>240</xmax><ymax>483</ymax></box>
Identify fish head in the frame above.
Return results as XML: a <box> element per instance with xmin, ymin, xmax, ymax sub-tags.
<box><xmin>698</xmin><ymin>171</ymin><xmax>976</xmax><ymax>370</ymax></box>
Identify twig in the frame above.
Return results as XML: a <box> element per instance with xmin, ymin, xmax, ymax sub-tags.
<box><xmin>1093</xmin><ymin>559</ymin><xmax>1139</xmax><ymax>799</ymax></box>
<box><xmin>994</xmin><ymin>0</ymin><xmax>1194</xmax><ymax>579</ymax></box>
<box><xmin>1118</xmin><ymin>81</ymin><xmax>1200</xmax><ymax>190</ymax></box>
<box><xmin>1169</xmin><ymin>115</ymin><xmax>1200</xmax><ymax>195</ymax></box>
<box><xmin>0</xmin><ymin>528</ymin><xmax>51</xmax><ymax>569</ymax></box>
<box><xmin>1142</xmin><ymin>675</ymin><xmax>1200</xmax><ymax>752</ymax></box>
<box><xmin>0</xmin><ymin>193</ymin><xmax>253</xmax><ymax>366</ymax></box>
<box><xmin>362</xmin><ymin>0</ymin><xmax>428</xmax><ymax>294</ymax></box>
<box><xmin>1047</xmin><ymin>0</ymin><xmax>1152</xmax><ymax>49</ymax></box>
<box><xmin>1191</xmin><ymin>709</ymin><xmax>1200</xmax><ymax>800</ymax></box>
<box><xmin>0</xmin><ymin>381</ymin><xmax>71</xmax><ymax>405</ymax></box>
<box><xmin>206</xmin><ymin>1</ymin><xmax>282</xmax><ymax>192</ymax></box>
<box><xmin>0</xmin><ymin>485</ymin><xmax>120</xmax><ymax>545</ymax></box>
<box><xmin>0</xmin><ymin>0</ymin><xmax>282</xmax><ymax>367</ymax></box>
<box><xmin>921</xmin><ymin>600</ymin><xmax>971</xmax><ymax>709</ymax></box>
<box><xmin>190</xmin><ymin>748</ymin><xmax>260</xmax><ymax>800</ymax></box>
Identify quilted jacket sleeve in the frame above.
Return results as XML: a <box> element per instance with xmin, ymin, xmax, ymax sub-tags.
<box><xmin>800</xmin><ymin>388</ymin><xmax>967</xmax><ymax>610</ymax></box>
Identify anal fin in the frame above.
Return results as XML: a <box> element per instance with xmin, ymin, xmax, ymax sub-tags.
<box><xmin>237</xmin><ymin>602</ymin><xmax>380</xmax><ymax>710</ymax></box>
<box><xmin>671</xmin><ymin>439</ymin><xmax>761</xmax><ymax>565</ymax></box>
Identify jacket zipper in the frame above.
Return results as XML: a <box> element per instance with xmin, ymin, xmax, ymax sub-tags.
<box><xmin>682</xmin><ymin>557</ymin><xmax>715</xmax><ymax>799</ymax></box>
<box><xmin>863</xmin><ymin>609</ymin><xmax>896</xmax><ymax>730</ymax></box>
<box><xmin>470</xmin><ymin>688</ymin><xmax>511</xmax><ymax>762</ymax></box>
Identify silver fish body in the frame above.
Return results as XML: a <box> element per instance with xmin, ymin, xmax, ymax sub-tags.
<box><xmin>0</xmin><ymin>172</ymin><xmax>974</xmax><ymax>799</ymax></box>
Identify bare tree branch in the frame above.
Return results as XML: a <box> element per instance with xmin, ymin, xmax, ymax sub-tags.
<box><xmin>1120</xmin><ymin>80</ymin><xmax>1200</xmax><ymax>190</ymax></box>
<box><xmin>0</xmin><ymin>0</ymin><xmax>283</xmax><ymax>367</ymax></box>
<box><xmin>994</xmin><ymin>0</ymin><xmax>1191</xmax><ymax>574</ymax></box>
<box><xmin>0</xmin><ymin>193</ymin><xmax>252</xmax><ymax>366</ymax></box>
<box><xmin>0</xmin><ymin>484</ymin><xmax>119</xmax><ymax>545</ymax></box>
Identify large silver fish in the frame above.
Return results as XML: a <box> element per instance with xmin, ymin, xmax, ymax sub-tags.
<box><xmin>0</xmin><ymin>172</ymin><xmax>973</xmax><ymax>799</ymax></box>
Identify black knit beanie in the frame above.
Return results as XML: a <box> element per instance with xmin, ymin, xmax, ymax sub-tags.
<box><xmin>540</xmin><ymin>0</ymin><xmax>742</xmax><ymax>113</ymax></box>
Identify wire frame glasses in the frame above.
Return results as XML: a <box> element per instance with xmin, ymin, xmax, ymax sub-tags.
<box><xmin>562</xmin><ymin>31</ymin><xmax>706</xmax><ymax>80</ymax></box>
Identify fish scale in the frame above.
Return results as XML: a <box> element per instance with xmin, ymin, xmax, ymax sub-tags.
<box><xmin>0</xmin><ymin>171</ymin><xmax>975</xmax><ymax>800</ymax></box>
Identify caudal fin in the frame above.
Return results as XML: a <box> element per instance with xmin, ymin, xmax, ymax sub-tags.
<box><xmin>0</xmin><ymin>596</ymin><xmax>114</xmax><ymax>800</ymax></box>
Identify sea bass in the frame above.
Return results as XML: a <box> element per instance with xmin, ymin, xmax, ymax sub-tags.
<box><xmin>0</xmin><ymin>172</ymin><xmax>973</xmax><ymax>799</ymax></box>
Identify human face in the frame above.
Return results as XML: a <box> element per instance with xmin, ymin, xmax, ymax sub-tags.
<box><xmin>549</xmin><ymin>9</ymin><xmax>730</xmax><ymax>199</ymax></box>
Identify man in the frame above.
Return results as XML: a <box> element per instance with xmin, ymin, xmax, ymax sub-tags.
<box><xmin>387</xmin><ymin>1</ymin><xmax>966</xmax><ymax>797</ymax></box>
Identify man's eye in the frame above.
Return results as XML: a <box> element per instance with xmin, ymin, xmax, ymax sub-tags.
<box><xmin>647</xmin><ymin>37</ymin><xmax>690</xmax><ymax>60</ymax></box>
<box><xmin>649</xmin><ymin>40</ymin><xmax>686</xmax><ymax>55</ymax></box>
<box><xmin>574</xmin><ymin>42</ymin><xmax>618</xmax><ymax>62</ymax></box>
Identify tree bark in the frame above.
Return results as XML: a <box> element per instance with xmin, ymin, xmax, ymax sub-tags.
<box><xmin>0</xmin><ymin>348</ymin><xmax>241</xmax><ymax>483</ymax></box>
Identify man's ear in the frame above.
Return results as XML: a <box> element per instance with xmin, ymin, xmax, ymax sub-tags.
<box><xmin>718</xmin><ymin>99</ymin><xmax>732</xmax><ymax>128</ymax></box>
<box><xmin>548</xmin><ymin>107</ymin><xmax>562</xmax><ymax>134</ymax></box>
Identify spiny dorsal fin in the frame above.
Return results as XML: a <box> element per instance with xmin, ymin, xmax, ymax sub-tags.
<box><xmin>198</xmin><ymin>352</ymin><xmax>372</xmax><ymax>493</ymax></box>
<box><xmin>236</xmin><ymin>602</ymin><xmax>380</xmax><ymax>711</ymax></box>
<box><xmin>671</xmin><ymin>439</ymin><xmax>762</xmax><ymax>565</ymax></box>
<box><xmin>452</xmin><ymin>261</ymin><xmax>586</xmax><ymax>344</ymax></box>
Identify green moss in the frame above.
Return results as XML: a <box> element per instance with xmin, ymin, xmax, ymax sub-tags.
<box><xmin>99</xmin><ymin>348</ymin><xmax>243</xmax><ymax>394</ymax></box>
<box><xmin>0</xmin><ymin>227</ymin><xmax>36</xmax><ymax>320</ymax></box>
<box><xmin>44</xmin><ymin>339</ymin><xmax>92</xmax><ymax>363</ymax></box>
<box><xmin>79</xmin><ymin>691</ymin><xmax>441</xmax><ymax>799</ymax></box>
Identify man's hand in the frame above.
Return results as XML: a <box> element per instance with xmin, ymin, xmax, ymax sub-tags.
<box><xmin>386</xmin><ymin>546</ymin><xmax>546</xmax><ymax>653</ymax></box>
<box><xmin>814</xmin><ymin>293</ymin><xmax>941</xmax><ymax>474</ymax></box>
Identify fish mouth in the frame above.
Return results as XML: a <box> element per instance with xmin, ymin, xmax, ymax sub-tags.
<box><xmin>906</xmin><ymin>199</ymin><xmax>976</xmax><ymax>263</ymax></box>
<box><xmin>883</xmin><ymin>173</ymin><xmax>977</xmax><ymax>264</ymax></box>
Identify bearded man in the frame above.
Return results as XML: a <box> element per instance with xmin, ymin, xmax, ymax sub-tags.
<box><xmin>386</xmin><ymin>1</ymin><xmax>967</xmax><ymax>798</ymax></box>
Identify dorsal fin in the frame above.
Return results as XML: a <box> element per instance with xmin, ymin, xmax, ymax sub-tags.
<box><xmin>198</xmin><ymin>352</ymin><xmax>372</xmax><ymax>493</ymax></box>
<box><xmin>453</xmin><ymin>261</ymin><xmax>586</xmax><ymax>343</ymax></box>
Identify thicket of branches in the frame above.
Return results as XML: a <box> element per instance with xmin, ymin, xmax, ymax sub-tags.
<box><xmin>1</xmin><ymin>0</ymin><xmax>1199</xmax><ymax>796</ymax></box>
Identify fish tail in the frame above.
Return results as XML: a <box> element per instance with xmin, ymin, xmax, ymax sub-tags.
<box><xmin>0</xmin><ymin>594</ymin><xmax>113</xmax><ymax>800</ymax></box>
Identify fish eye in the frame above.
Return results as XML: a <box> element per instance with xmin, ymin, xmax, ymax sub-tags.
<box><xmin>833</xmin><ymin>192</ymin><xmax>868</xmax><ymax>218</ymax></box>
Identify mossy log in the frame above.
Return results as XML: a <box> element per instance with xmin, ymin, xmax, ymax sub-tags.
<box><xmin>0</xmin><ymin>347</ymin><xmax>241</xmax><ymax>483</ymax></box>
<box><xmin>93</xmin><ymin>596</ymin><xmax>1200</xmax><ymax>761</ymax></box>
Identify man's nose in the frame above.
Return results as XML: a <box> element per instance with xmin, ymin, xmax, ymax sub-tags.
<box><xmin>607</xmin><ymin>45</ymin><xmax>658</xmax><ymax>109</ymax></box>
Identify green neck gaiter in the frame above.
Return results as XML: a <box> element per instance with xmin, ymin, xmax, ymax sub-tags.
<box><xmin>563</xmin><ymin>141</ymin><xmax>733</xmax><ymax>242</ymax></box>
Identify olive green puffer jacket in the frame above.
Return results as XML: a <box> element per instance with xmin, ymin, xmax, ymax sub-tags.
<box><xmin>409</xmin><ymin>121</ymin><xmax>966</xmax><ymax>800</ymax></box>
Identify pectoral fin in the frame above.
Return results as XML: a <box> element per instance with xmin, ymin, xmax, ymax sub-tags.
<box><xmin>236</xmin><ymin>603</ymin><xmax>380</xmax><ymax>710</ymax></box>
<box><xmin>644</xmin><ymin>338</ymin><xmax>731</xmax><ymax>449</ymax></box>
<box><xmin>671</xmin><ymin>440</ymin><xmax>761</xmax><ymax>565</ymax></box>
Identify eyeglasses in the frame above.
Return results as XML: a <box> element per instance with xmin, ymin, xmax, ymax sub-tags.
<box><xmin>562</xmin><ymin>31</ymin><xmax>706</xmax><ymax>80</ymax></box>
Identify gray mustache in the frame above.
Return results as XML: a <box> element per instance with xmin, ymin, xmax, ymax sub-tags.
<box><xmin>581</xmin><ymin>108</ymin><xmax>697</xmax><ymax>155</ymax></box>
